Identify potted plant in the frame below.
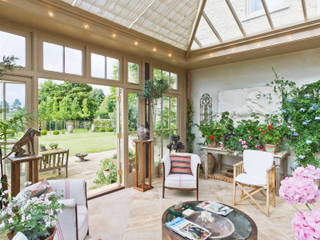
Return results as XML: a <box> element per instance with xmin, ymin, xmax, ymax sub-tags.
<box><xmin>0</xmin><ymin>189</ymin><xmax>64</xmax><ymax>240</ymax></box>
<box><xmin>259</xmin><ymin>124</ymin><xmax>281</xmax><ymax>153</ymax></box>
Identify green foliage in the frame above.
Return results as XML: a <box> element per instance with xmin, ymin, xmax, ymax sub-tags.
<box><xmin>52</xmin><ymin>130</ymin><xmax>59</xmax><ymax>135</ymax></box>
<box><xmin>0</xmin><ymin>190</ymin><xmax>64</xmax><ymax>240</ymax></box>
<box><xmin>269</xmin><ymin>71</ymin><xmax>320</xmax><ymax>166</ymax></box>
<box><xmin>49</xmin><ymin>143</ymin><xmax>58</xmax><ymax>149</ymax></box>
<box><xmin>94</xmin><ymin>158</ymin><xmax>117</xmax><ymax>185</ymax></box>
<box><xmin>141</xmin><ymin>78</ymin><xmax>169</xmax><ymax>101</ymax></box>
<box><xmin>197</xmin><ymin>112</ymin><xmax>233</xmax><ymax>145</ymax></box>
<box><xmin>40</xmin><ymin>130</ymin><xmax>47</xmax><ymax>136</ymax></box>
<box><xmin>0</xmin><ymin>56</ymin><xmax>18</xmax><ymax>77</ymax></box>
<box><xmin>186</xmin><ymin>99</ymin><xmax>195</xmax><ymax>153</ymax></box>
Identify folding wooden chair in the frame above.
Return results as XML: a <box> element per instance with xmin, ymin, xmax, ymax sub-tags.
<box><xmin>233</xmin><ymin>150</ymin><xmax>276</xmax><ymax>216</ymax></box>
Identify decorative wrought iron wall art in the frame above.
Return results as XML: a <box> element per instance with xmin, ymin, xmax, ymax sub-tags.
<box><xmin>200</xmin><ymin>93</ymin><xmax>212</xmax><ymax>124</ymax></box>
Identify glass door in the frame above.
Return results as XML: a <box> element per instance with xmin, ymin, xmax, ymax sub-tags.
<box><xmin>0</xmin><ymin>79</ymin><xmax>27</xmax><ymax>191</ymax></box>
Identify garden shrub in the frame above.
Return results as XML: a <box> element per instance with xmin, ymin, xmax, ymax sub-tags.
<box><xmin>106</xmin><ymin>127</ymin><xmax>114</xmax><ymax>132</ymax></box>
<box><xmin>49</xmin><ymin>143</ymin><xmax>58</xmax><ymax>149</ymax></box>
<box><xmin>53</xmin><ymin>130</ymin><xmax>60</xmax><ymax>135</ymax></box>
<box><xmin>94</xmin><ymin>158</ymin><xmax>117</xmax><ymax>185</ymax></box>
<box><xmin>99</xmin><ymin>128</ymin><xmax>106</xmax><ymax>132</ymax></box>
<box><xmin>40</xmin><ymin>130</ymin><xmax>47</xmax><ymax>136</ymax></box>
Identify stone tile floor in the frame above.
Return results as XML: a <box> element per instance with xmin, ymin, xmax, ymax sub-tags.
<box><xmin>86</xmin><ymin>177</ymin><xmax>318</xmax><ymax>240</ymax></box>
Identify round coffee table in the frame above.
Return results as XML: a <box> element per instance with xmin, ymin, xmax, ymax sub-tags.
<box><xmin>162</xmin><ymin>201</ymin><xmax>257</xmax><ymax>240</ymax></box>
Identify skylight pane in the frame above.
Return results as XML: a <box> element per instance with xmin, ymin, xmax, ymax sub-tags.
<box><xmin>270</xmin><ymin>0</ymin><xmax>304</xmax><ymax>28</ymax></box>
<box><xmin>305</xmin><ymin>0</ymin><xmax>320</xmax><ymax>19</ymax></box>
<box><xmin>204</xmin><ymin>0</ymin><xmax>243</xmax><ymax>42</ymax></box>
<box><xmin>195</xmin><ymin>17</ymin><xmax>220</xmax><ymax>47</ymax></box>
<box><xmin>230</xmin><ymin>0</ymin><xmax>271</xmax><ymax>35</ymax></box>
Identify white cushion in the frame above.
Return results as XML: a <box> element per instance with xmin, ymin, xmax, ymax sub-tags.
<box><xmin>13</xmin><ymin>233</ymin><xmax>28</xmax><ymax>240</ymax></box>
<box><xmin>165</xmin><ymin>174</ymin><xmax>197</xmax><ymax>189</ymax></box>
<box><xmin>77</xmin><ymin>205</ymin><xmax>89</xmax><ymax>240</ymax></box>
<box><xmin>243</xmin><ymin>150</ymin><xmax>273</xmax><ymax>179</ymax></box>
<box><xmin>235</xmin><ymin>173</ymin><xmax>266</xmax><ymax>187</ymax></box>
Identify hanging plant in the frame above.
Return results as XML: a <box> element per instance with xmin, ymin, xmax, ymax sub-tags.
<box><xmin>141</xmin><ymin>78</ymin><xmax>169</xmax><ymax>101</ymax></box>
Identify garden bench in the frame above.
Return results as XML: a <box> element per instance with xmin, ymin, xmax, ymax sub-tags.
<box><xmin>39</xmin><ymin>148</ymin><xmax>69</xmax><ymax>177</ymax></box>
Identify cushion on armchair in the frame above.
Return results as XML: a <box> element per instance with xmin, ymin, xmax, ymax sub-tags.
<box><xmin>169</xmin><ymin>154</ymin><xmax>192</xmax><ymax>175</ymax></box>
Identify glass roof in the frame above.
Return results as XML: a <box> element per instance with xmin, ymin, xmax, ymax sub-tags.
<box><xmin>62</xmin><ymin>0</ymin><xmax>320</xmax><ymax>51</ymax></box>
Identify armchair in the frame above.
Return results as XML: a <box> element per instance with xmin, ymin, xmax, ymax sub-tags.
<box><xmin>19</xmin><ymin>179</ymin><xmax>89</xmax><ymax>240</ymax></box>
<box><xmin>162</xmin><ymin>153</ymin><xmax>201</xmax><ymax>200</ymax></box>
<box><xmin>233</xmin><ymin>150</ymin><xmax>276</xmax><ymax>216</ymax></box>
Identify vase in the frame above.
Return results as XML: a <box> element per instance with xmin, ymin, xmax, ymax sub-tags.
<box><xmin>265</xmin><ymin>144</ymin><xmax>276</xmax><ymax>153</ymax></box>
<box><xmin>8</xmin><ymin>228</ymin><xmax>56</xmax><ymax>240</ymax></box>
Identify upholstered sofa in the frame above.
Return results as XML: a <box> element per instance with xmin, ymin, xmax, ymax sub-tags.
<box><xmin>17</xmin><ymin>179</ymin><xmax>89</xmax><ymax>240</ymax></box>
<box><xmin>162</xmin><ymin>153</ymin><xmax>201</xmax><ymax>200</ymax></box>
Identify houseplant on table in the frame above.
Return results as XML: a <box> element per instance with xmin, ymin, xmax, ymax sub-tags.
<box><xmin>0</xmin><ymin>189</ymin><xmax>64</xmax><ymax>240</ymax></box>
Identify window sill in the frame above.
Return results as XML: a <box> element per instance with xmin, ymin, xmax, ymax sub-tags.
<box><xmin>242</xmin><ymin>5</ymin><xmax>289</xmax><ymax>22</ymax></box>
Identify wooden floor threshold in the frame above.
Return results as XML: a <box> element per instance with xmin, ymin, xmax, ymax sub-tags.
<box><xmin>88</xmin><ymin>186</ymin><xmax>125</xmax><ymax>201</ymax></box>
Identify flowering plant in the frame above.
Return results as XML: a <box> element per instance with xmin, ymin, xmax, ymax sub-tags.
<box><xmin>197</xmin><ymin>112</ymin><xmax>233</xmax><ymax>146</ymax></box>
<box><xmin>268</xmin><ymin>71</ymin><xmax>320</xmax><ymax>166</ymax></box>
<box><xmin>0</xmin><ymin>189</ymin><xmax>64</xmax><ymax>240</ymax></box>
<box><xmin>279</xmin><ymin>165</ymin><xmax>320</xmax><ymax>239</ymax></box>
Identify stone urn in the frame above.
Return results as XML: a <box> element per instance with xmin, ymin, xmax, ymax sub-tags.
<box><xmin>137</xmin><ymin>126</ymin><xmax>149</xmax><ymax>140</ymax></box>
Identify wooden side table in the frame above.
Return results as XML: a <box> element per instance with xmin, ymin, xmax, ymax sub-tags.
<box><xmin>8</xmin><ymin>154</ymin><xmax>42</xmax><ymax>197</ymax></box>
<box><xmin>133</xmin><ymin>139</ymin><xmax>153</xmax><ymax>192</ymax></box>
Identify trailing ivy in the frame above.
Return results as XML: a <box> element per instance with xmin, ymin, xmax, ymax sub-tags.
<box><xmin>186</xmin><ymin>99</ymin><xmax>195</xmax><ymax>153</ymax></box>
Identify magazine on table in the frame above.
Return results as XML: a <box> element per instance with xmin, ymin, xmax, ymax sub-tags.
<box><xmin>197</xmin><ymin>201</ymin><xmax>233</xmax><ymax>216</ymax></box>
<box><xmin>165</xmin><ymin>217</ymin><xmax>211</xmax><ymax>240</ymax></box>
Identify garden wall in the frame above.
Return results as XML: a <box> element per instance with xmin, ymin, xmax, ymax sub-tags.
<box><xmin>191</xmin><ymin>47</ymin><xmax>320</xmax><ymax>171</ymax></box>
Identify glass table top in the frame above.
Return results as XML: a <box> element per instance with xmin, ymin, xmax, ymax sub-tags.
<box><xmin>163</xmin><ymin>201</ymin><xmax>256</xmax><ymax>240</ymax></box>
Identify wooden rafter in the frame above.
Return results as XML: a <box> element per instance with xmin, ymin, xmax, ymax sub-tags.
<box><xmin>261</xmin><ymin>0</ymin><xmax>274</xmax><ymax>30</ymax></box>
<box><xmin>202</xmin><ymin>11</ymin><xmax>223</xmax><ymax>42</ymax></box>
<box><xmin>194</xmin><ymin>37</ymin><xmax>202</xmax><ymax>48</ymax></box>
<box><xmin>301</xmin><ymin>0</ymin><xmax>308</xmax><ymax>21</ymax></box>
<box><xmin>225</xmin><ymin>0</ymin><xmax>246</xmax><ymax>37</ymax></box>
<box><xmin>186</xmin><ymin>0</ymin><xmax>208</xmax><ymax>56</ymax></box>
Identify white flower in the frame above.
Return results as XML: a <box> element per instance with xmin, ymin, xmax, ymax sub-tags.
<box><xmin>8</xmin><ymin>218</ymin><xmax>14</xmax><ymax>224</ymax></box>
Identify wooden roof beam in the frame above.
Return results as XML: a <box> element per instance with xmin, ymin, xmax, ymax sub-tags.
<box><xmin>301</xmin><ymin>0</ymin><xmax>308</xmax><ymax>21</ymax></box>
<box><xmin>202</xmin><ymin>11</ymin><xmax>223</xmax><ymax>42</ymax></box>
<box><xmin>186</xmin><ymin>0</ymin><xmax>207</xmax><ymax>56</ymax></box>
<box><xmin>194</xmin><ymin>37</ymin><xmax>202</xmax><ymax>48</ymax></box>
<box><xmin>261</xmin><ymin>0</ymin><xmax>274</xmax><ymax>30</ymax></box>
<box><xmin>225</xmin><ymin>0</ymin><xmax>246</xmax><ymax>37</ymax></box>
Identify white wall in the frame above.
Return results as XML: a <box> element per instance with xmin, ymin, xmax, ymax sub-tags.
<box><xmin>191</xmin><ymin>48</ymin><xmax>320</xmax><ymax>168</ymax></box>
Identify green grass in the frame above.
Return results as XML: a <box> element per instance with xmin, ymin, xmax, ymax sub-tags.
<box><xmin>39</xmin><ymin>131</ymin><xmax>116</xmax><ymax>156</ymax></box>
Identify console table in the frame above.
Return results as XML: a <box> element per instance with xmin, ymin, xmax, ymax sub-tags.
<box><xmin>201</xmin><ymin>147</ymin><xmax>288</xmax><ymax>195</ymax></box>
<box><xmin>8</xmin><ymin>154</ymin><xmax>42</xmax><ymax>197</ymax></box>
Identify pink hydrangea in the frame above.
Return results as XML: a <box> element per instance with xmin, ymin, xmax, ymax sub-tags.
<box><xmin>293</xmin><ymin>165</ymin><xmax>320</xmax><ymax>181</ymax></box>
<box><xmin>241</xmin><ymin>140</ymin><xmax>246</xmax><ymax>145</ymax></box>
<box><xmin>292</xmin><ymin>208</ymin><xmax>320</xmax><ymax>240</ymax></box>
<box><xmin>279</xmin><ymin>176</ymin><xmax>320</xmax><ymax>204</ymax></box>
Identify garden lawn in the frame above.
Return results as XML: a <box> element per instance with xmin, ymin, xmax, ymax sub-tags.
<box><xmin>39</xmin><ymin>131</ymin><xmax>116</xmax><ymax>156</ymax></box>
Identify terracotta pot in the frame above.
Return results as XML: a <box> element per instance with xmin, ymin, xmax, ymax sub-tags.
<box><xmin>265</xmin><ymin>144</ymin><xmax>276</xmax><ymax>153</ymax></box>
<box><xmin>208</xmin><ymin>141</ymin><xmax>216</xmax><ymax>148</ymax></box>
<box><xmin>8</xmin><ymin>229</ymin><xmax>56</xmax><ymax>240</ymax></box>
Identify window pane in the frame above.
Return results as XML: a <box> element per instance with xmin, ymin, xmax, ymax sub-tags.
<box><xmin>304</xmin><ymin>0</ymin><xmax>320</xmax><ymax>19</ymax></box>
<box><xmin>107</xmin><ymin>57</ymin><xmax>119</xmax><ymax>80</ymax></box>
<box><xmin>128</xmin><ymin>93</ymin><xmax>139</xmax><ymax>132</ymax></box>
<box><xmin>0</xmin><ymin>31</ymin><xmax>26</xmax><ymax>67</ymax></box>
<box><xmin>169</xmin><ymin>73</ymin><xmax>178</xmax><ymax>90</ymax></box>
<box><xmin>162</xmin><ymin>71</ymin><xmax>169</xmax><ymax>83</ymax></box>
<box><xmin>128</xmin><ymin>62</ymin><xmax>139</xmax><ymax>84</ymax></box>
<box><xmin>248</xmin><ymin>0</ymin><xmax>263</xmax><ymax>13</ymax></box>
<box><xmin>43</xmin><ymin>42</ymin><xmax>63</xmax><ymax>72</ymax></box>
<box><xmin>91</xmin><ymin>53</ymin><xmax>105</xmax><ymax>78</ymax></box>
<box><xmin>170</xmin><ymin>97</ymin><xmax>177</xmax><ymax>129</ymax></box>
<box><xmin>65</xmin><ymin>47</ymin><xmax>82</xmax><ymax>75</ymax></box>
<box><xmin>270</xmin><ymin>0</ymin><xmax>303</xmax><ymax>28</ymax></box>
<box><xmin>163</xmin><ymin>96</ymin><xmax>170</xmax><ymax>130</ymax></box>
<box><xmin>153</xmin><ymin>68</ymin><xmax>161</xmax><ymax>80</ymax></box>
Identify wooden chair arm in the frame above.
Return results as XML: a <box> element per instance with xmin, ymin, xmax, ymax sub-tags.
<box><xmin>233</xmin><ymin>161</ymin><xmax>244</xmax><ymax>178</ymax></box>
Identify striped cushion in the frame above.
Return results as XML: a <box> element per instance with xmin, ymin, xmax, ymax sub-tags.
<box><xmin>170</xmin><ymin>154</ymin><xmax>192</xmax><ymax>175</ymax></box>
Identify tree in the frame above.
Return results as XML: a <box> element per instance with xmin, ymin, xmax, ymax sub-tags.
<box><xmin>91</xmin><ymin>88</ymin><xmax>105</xmax><ymax>106</ymax></box>
<box><xmin>12</xmin><ymin>99</ymin><xmax>22</xmax><ymax>110</ymax></box>
<box><xmin>81</xmin><ymin>98</ymin><xmax>90</xmax><ymax>120</ymax></box>
<box><xmin>59</xmin><ymin>96</ymin><xmax>71</xmax><ymax>120</ymax></box>
<box><xmin>70</xmin><ymin>97</ymin><xmax>81</xmax><ymax>120</ymax></box>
